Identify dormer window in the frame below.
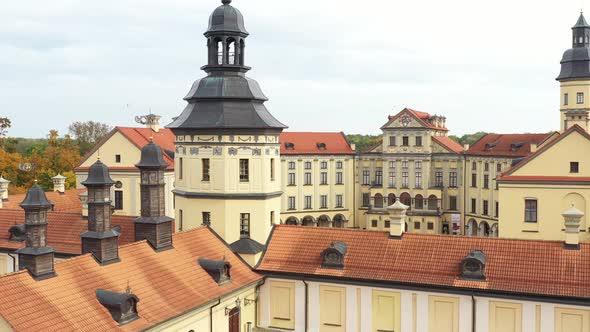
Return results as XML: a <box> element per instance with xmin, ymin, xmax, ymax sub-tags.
<box><xmin>321</xmin><ymin>242</ymin><xmax>347</xmax><ymax>269</ymax></box>
<box><xmin>484</xmin><ymin>142</ymin><xmax>497</xmax><ymax>151</ymax></box>
<box><xmin>96</xmin><ymin>289</ymin><xmax>140</xmax><ymax>325</ymax></box>
<box><xmin>285</xmin><ymin>142</ymin><xmax>295</xmax><ymax>150</ymax></box>
<box><xmin>459</xmin><ymin>250</ymin><xmax>486</xmax><ymax>281</ymax></box>
<box><xmin>510</xmin><ymin>142</ymin><xmax>524</xmax><ymax>151</ymax></box>
<box><xmin>8</xmin><ymin>224</ymin><xmax>26</xmax><ymax>242</ymax></box>
<box><xmin>198</xmin><ymin>258</ymin><xmax>231</xmax><ymax>285</ymax></box>
<box><xmin>317</xmin><ymin>143</ymin><xmax>327</xmax><ymax>151</ymax></box>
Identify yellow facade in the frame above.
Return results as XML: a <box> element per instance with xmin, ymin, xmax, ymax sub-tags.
<box><xmin>319</xmin><ymin>285</ymin><xmax>346</xmax><ymax>332</ymax></box>
<box><xmin>555</xmin><ymin>307</ymin><xmax>590</xmax><ymax>332</ymax></box>
<box><xmin>560</xmin><ymin>80</ymin><xmax>590</xmax><ymax>132</ymax></box>
<box><xmin>489</xmin><ymin>301</ymin><xmax>522</xmax><ymax>332</ymax></box>
<box><xmin>371</xmin><ymin>290</ymin><xmax>401</xmax><ymax>332</ymax></box>
<box><xmin>428</xmin><ymin>295</ymin><xmax>459</xmax><ymax>332</ymax></box>
<box><xmin>269</xmin><ymin>280</ymin><xmax>296</xmax><ymax>329</ymax></box>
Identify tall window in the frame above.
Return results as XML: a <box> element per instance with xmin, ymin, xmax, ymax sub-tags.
<box><xmin>435</xmin><ymin>171</ymin><xmax>443</xmax><ymax>187</ymax></box>
<box><xmin>389</xmin><ymin>161</ymin><xmax>395</xmax><ymax>168</ymax></box>
<box><xmin>449</xmin><ymin>196</ymin><xmax>457</xmax><ymax>210</ymax></box>
<box><xmin>202</xmin><ymin>158</ymin><xmax>210</xmax><ymax>181</ymax></box>
<box><xmin>571</xmin><ymin>161</ymin><xmax>580</xmax><ymax>173</ymax></box>
<box><xmin>202</xmin><ymin>212</ymin><xmax>211</xmax><ymax>226</ymax></box>
<box><xmin>321</xmin><ymin>161</ymin><xmax>328</xmax><ymax>169</ymax></box>
<box><xmin>496</xmin><ymin>163</ymin><xmax>502</xmax><ymax>173</ymax></box>
<box><xmin>375</xmin><ymin>168</ymin><xmax>383</xmax><ymax>186</ymax></box>
<box><xmin>288</xmin><ymin>161</ymin><xmax>296</xmax><ymax>170</ymax></box>
<box><xmin>305</xmin><ymin>161</ymin><xmax>312</xmax><ymax>169</ymax></box>
<box><xmin>288</xmin><ymin>173</ymin><xmax>296</xmax><ymax>185</ymax></box>
<box><xmin>336</xmin><ymin>172</ymin><xmax>343</xmax><ymax>184</ymax></box>
<box><xmin>239</xmin><ymin>159</ymin><xmax>249</xmax><ymax>182</ymax></box>
<box><xmin>577</xmin><ymin>92</ymin><xmax>585</xmax><ymax>104</ymax></box>
<box><xmin>288</xmin><ymin>196</ymin><xmax>296</xmax><ymax>210</ymax></box>
<box><xmin>471</xmin><ymin>198</ymin><xmax>476</xmax><ymax>213</ymax></box>
<box><xmin>471</xmin><ymin>173</ymin><xmax>477</xmax><ymax>187</ymax></box>
<box><xmin>320</xmin><ymin>172</ymin><xmax>328</xmax><ymax>185</ymax></box>
<box><xmin>178</xmin><ymin>209</ymin><xmax>183</xmax><ymax>231</ymax></box>
<box><xmin>270</xmin><ymin>211</ymin><xmax>275</xmax><ymax>225</ymax></box>
<box><xmin>304</xmin><ymin>172</ymin><xmax>312</xmax><ymax>185</ymax></box>
<box><xmin>564</xmin><ymin>93</ymin><xmax>569</xmax><ymax>105</ymax></box>
<box><xmin>415</xmin><ymin>171</ymin><xmax>422</xmax><ymax>188</ymax></box>
<box><xmin>270</xmin><ymin>158</ymin><xmax>275</xmax><ymax>181</ymax></box>
<box><xmin>415</xmin><ymin>161</ymin><xmax>422</xmax><ymax>169</ymax></box>
<box><xmin>495</xmin><ymin>201</ymin><xmax>499</xmax><ymax>217</ymax></box>
<box><xmin>362</xmin><ymin>169</ymin><xmax>370</xmax><ymax>185</ymax></box>
<box><xmin>114</xmin><ymin>190</ymin><xmax>123</xmax><ymax>210</ymax></box>
<box><xmin>336</xmin><ymin>161</ymin><xmax>343</xmax><ymax>169</ymax></box>
<box><xmin>402</xmin><ymin>160</ymin><xmax>409</xmax><ymax>169</ymax></box>
<box><xmin>483</xmin><ymin>200</ymin><xmax>489</xmax><ymax>215</ymax></box>
<box><xmin>472</xmin><ymin>161</ymin><xmax>477</xmax><ymax>171</ymax></box>
<box><xmin>483</xmin><ymin>175</ymin><xmax>489</xmax><ymax>189</ymax></box>
<box><xmin>388</xmin><ymin>171</ymin><xmax>396</xmax><ymax>187</ymax></box>
<box><xmin>320</xmin><ymin>195</ymin><xmax>328</xmax><ymax>209</ymax></box>
<box><xmin>336</xmin><ymin>194</ymin><xmax>343</xmax><ymax>208</ymax></box>
<box><xmin>389</xmin><ymin>136</ymin><xmax>396</xmax><ymax>146</ymax></box>
<box><xmin>179</xmin><ymin>157</ymin><xmax>184</xmax><ymax>180</ymax></box>
<box><xmin>115</xmin><ymin>154</ymin><xmax>121</xmax><ymax>163</ymax></box>
<box><xmin>240</xmin><ymin>213</ymin><xmax>250</xmax><ymax>238</ymax></box>
<box><xmin>415</xmin><ymin>136</ymin><xmax>422</xmax><ymax>146</ymax></box>
<box><xmin>449</xmin><ymin>171</ymin><xmax>458</xmax><ymax>187</ymax></box>
<box><xmin>304</xmin><ymin>196</ymin><xmax>312</xmax><ymax>209</ymax></box>
<box><xmin>402</xmin><ymin>172</ymin><xmax>409</xmax><ymax>188</ymax></box>
<box><xmin>525</xmin><ymin>199</ymin><xmax>538</xmax><ymax>222</ymax></box>
<box><xmin>402</xmin><ymin>136</ymin><xmax>409</xmax><ymax>146</ymax></box>
<box><xmin>362</xmin><ymin>193</ymin><xmax>370</xmax><ymax>206</ymax></box>
<box><xmin>484</xmin><ymin>162</ymin><xmax>489</xmax><ymax>172</ymax></box>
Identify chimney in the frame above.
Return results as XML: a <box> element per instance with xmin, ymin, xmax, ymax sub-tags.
<box><xmin>0</xmin><ymin>176</ymin><xmax>9</xmax><ymax>201</ymax></box>
<box><xmin>387</xmin><ymin>199</ymin><xmax>409</xmax><ymax>238</ymax></box>
<box><xmin>530</xmin><ymin>143</ymin><xmax>538</xmax><ymax>153</ymax></box>
<box><xmin>52</xmin><ymin>174</ymin><xmax>67</xmax><ymax>194</ymax></box>
<box><xmin>563</xmin><ymin>205</ymin><xmax>584</xmax><ymax>250</ymax></box>
<box><xmin>463</xmin><ymin>144</ymin><xmax>470</xmax><ymax>151</ymax></box>
<box><xmin>350</xmin><ymin>143</ymin><xmax>356</xmax><ymax>151</ymax></box>
<box><xmin>79</xmin><ymin>191</ymin><xmax>88</xmax><ymax>218</ymax></box>
<box><xmin>15</xmin><ymin>183</ymin><xmax>56</xmax><ymax>279</ymax></box>
<box><xmin>81</xmin><ymin>160</ymin><xmax>120</xmax><ymax>265</ymax></box>
<box><xmin>134</xmin><ymin>140</ymin><xmax>173</xmax><ymax>251</ymax></box>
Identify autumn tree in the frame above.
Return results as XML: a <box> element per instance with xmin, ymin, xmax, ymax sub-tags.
<box><xmin>68</xmin><ymin>121</ymin><xmax>112</xmax><ymax>155</ymax></box>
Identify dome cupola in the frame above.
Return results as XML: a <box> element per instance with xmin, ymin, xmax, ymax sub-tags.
<box><xmin>557</xmin><ymin>12</ymin><xmax>590</xmax><ymax>81</ymax></box>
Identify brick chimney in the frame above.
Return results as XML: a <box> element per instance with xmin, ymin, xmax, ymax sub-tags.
<box><xmin>387</xmin><ymin>199</ymin><xmax>409</xmax><ymax>239</ymax></box>
<box><xmin>134</xmin><ymin>141</ymin><xmax>173</xmax><ymax>251</ymax></box>
<box><xmin>52</xmin><ymin>174</ymin><xmax>66</xmax><ymax>194</ymax></box>
<box><xmin>15</xmin><ymin>183</ymin><xmax>56</xmax><ymax>279</ymax></box>
<box><xmin>563</xmin><ymin>205</ymin><xmax>584</xmax><ymax>250</ymax></box>
<box><xmin>0</xmin><ymin>176</ymin><xmax>9</xmax><ymax>201</ymax></box>
<box><xmin>81</xmin><ymin>160</ymin><xmax>120</xmax><ymax>265</ymax></box>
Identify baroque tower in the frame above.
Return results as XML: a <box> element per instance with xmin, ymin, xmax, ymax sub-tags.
<box><xmin>167</xmin><ymin>0</ymin><xmax>286</xmax><ymax>264</ymax></box>
<box><xmin>557</xmin><ymin>12</ymin><xmax>590</xmax><ymax>132</ymax></box>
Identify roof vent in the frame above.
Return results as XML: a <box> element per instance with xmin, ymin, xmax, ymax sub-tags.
<box><xmin>321</xmin><ymin>242</ymin><xmax>347</xmax><ymax>269</ymax></box>
<box><xmin>317</xmin><ymin>143</ymin><xmax>327</xmax><ymax>151</ymax></box>
<box><xmin>96</xmin><ymin>289</ymin><xmax>140</xmax><ymax>325</ymax></box>
<box><xmin>8</xmin><ymin>224</ymin><xmax>26</xmax><ymax>242</ymax></box>
<box><xmin>198</xmin><ymin>258</ymin><xmax>231</xmax><ymax>285</ymax></box>
<box><xmin>510</xmin><ymin>142</ymin><xmax>524</xmax><ymax>151</ymax></box>
<box><xmin>285</xmin><ymin>142</ymin><xmax>295</xmax><ymax>150</ymax></box>
<box><xmin>459</xmin><ymin>250</ymin><xmax>487</xmax><ymax>281</ymax></box>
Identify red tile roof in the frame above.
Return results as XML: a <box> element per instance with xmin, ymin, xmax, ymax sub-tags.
<box><xmin>464</xmin><ymin>133</ymin><xmax>552</xmax><ymax>157</ymax></box>
<box><xmin>257</xmin><ymin>226</ymin><xmax>590</xmax><ymax>300</ymax></box>
<box><xmin>280</xmin><ymin>132</ymin><xmax>355</xmax><ymax>155</ymax></box>
<box><xmin>0</xmin><ymin>227</ymin><xmax>261</xmax><ymax>332</ymax></box>
<box><xmin>498</xmin><ymin>176</ymin><xmax>590</xmax><ymax>183</ymax></box>
<box><xmin>386</xmin><ymin>108</ymin><xmax>448</xmax><ymax>131</ymax></box>
<box><xmin>3</xmin><ymin>189</ymin><xmax>85</xmax><ymax>214</ymax></box>
<box><xmin>432</xmin><ymin>136</ymin><xmax>464</xmax><ymax>153</ymax></box>
<box><xmin>0</xmin><ymin>209</ymin><xmax>137</xmax><ymax>255</ymax></box>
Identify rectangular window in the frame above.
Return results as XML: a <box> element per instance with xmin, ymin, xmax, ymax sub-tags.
<box><xmin>496</xmin><ymin>163</ymin><xmax>502</xmax><ymax>173</ymax></box>
<box><xmin>371</xmin><ymin>219</ymin><xmax>378</xmax><ymax>228</ymax></box>
<box><xmin>415</xmin><ymin>161</ymin><xmax>422</xmax><ymax>169</ymax></box>
<box><xmin>495</xmin><ymin>201</ymin><xmax>499</xmax><ymax>217</ymax></box>
<box><xmin>320</xmin><ymin>195</ymin><xmax>328</xmax><ymax>209</ymax></box>
<box><xmin>202</xmin><ymin>158</ymin><xmax>210</xmax><ymax>181</ymax></box>
<box><xmin>371</xmin><ymin>290</ymin><xmax>401</xmax><ymax>332</ymax></box>
<box><xmin>270</xmin><ymin>211</ymin><xmax>275</xmax><ymax>225</ymax></box>
<box><xmin>320</xmin><ymin>172</ymin><xmax>328</xmax><ymax>185</ymax></box>
<box><xmin>384</xmin><ymin>220</ymin><xmax>390</xmax><ymax>228</ymax></box>
<box><xmin>484</xmin><ymin>174</ymin><xmax>489</xmax><ymax>189</ymax></box>
<box><xmin>389</xmin><ymin>161</ymin><xmax>395</xmax><ymax>169</ymax></box>
<box><xmin>288</xmin><ymin>172</ymin><xmax>296</xmax><ymax>185</ymax></box>
<box><xmin>115</xmin><ymin>154</ymin><xmax>121</xmax><ymax>163</ymax></box>
<box><xmin>304</xmin><ymin>196</ymin><xmax>312</xmax><ymax>209</ymax></box>
<box><xmin>402</xmin><ymin>136</ymin><xmax>409</xmax><ymax>146</ymax></box>
<box><xmin>336</xmin><ymin>194</ymin><xmax>343</xmax><ymax>208</ymax></box>
<box><xmin>114</xmin><ymin>190</ymin><xmax>123</xmax><ymax>210</ymax></box>
<box><xmin>321</xmin><ymin>161</ymin><xmax>328</xmax><ymax>169</ymax></box>
<box><xmin>449</xmin><ymin>171</ymin><xmax>458</xmax><ymax>187</ymax></box>
<box><xmin>564</xmin><ymin>93</ymin><xmax>569</xmax><ymax>105</ymax></box>
<box><xmin>240</xmin><ymin>213</ymin><xmax>250</xmax><ymax>238</ymax></box>
<box><xmin>471</xmin><ymin>173</ymin><xmax>477</xmax><ymax>187</ymax></box>
<box><xmin>239</xmin><ymin>159</ymin><xmax>249</xmax><ymax>182</ymax></box>
<box><xmin>415</xmin><ymin>171</ymin><xmax>422</xmax><ymax>188</ymax></box>
<box><xmin>304</xmin><ymin>172</ymin><xmax>312</xmax><ymax>185</ymax></box>
<box><xmin>389</xmin><ymin>171</ymin><xmax>396</xmax><ymax>187</ymax></box>
<box><xmin>525</xmin><ymin>199</ymin><xmax>537</xmax><ymax>222</ymax></box>
<box><xmin>362</xmin><ymin>169</ymin><xmax>371</xmax><ymax>185</ymax></box>
<box><xmin>178</xmin><ymin>209</ymin><xmax>183</xmax><ymax>231</ymax></box>
<box><xmin>336</xmin><ymin>161</ymin><xmax>343</xmax><ymax>169</ymax></box>
<box><xmin>179</xmin><ymin>157</ymin><xmax>184</xmax><ymax>180</ymax></box>
<box><xmin>571</xmin><ymin>161</ymin><xmax>580</xmax><ymax>173</ymax></box>
<box><xmin>362</xmin><ymin>193</ymin><xmax>370</xmax><ymax>207</ymax></box>
<box><xmin>270</xmin><ymin>158</ymin><xmax>275</xmax><ymax>181</ymax></box>
<box><xmin>414</xmin><ymin>221</ymin><xmax>421</xmax><ymax>230</ymax></box>
<box><xmin>402</xmin><ymin>160</ymin><xmax>409</xmax><ymax>169</ymax></box>
<box><xmin>578</xmin><ymin>92</ymin><xmax>585</xmax><ymax>104</ymax></box>
<box><xmin>288</xmin><ymin>196</ymin><xmax>296</xmax><ymax>210</ymax></box>
<box><xmin>435</xmin><ymin>171</ymin><xmax>443</xmax><ymax>187</ymax></box>
<box><xmin>336</xmin><ymin>172</ymin><xmax>343</xmax><ymax>184</ymax></box>
<box><xmin>484</xmin><ymin>162</ymin><xmax>489</xmax><ymax>172</ymax></box>
<box><xmin>305</xmin><ymin>161</ymin><xmax>312</xmax><ymax>169</ymax></box>
<box><xmin>415</xmin><ymin>136</ymin><xmax>422</xmax><ymax>146</ymax></box>
<box><xmin>402</xmin><ymin>172</ymin><xmax>409</xmax><ymax>188</ymax></box>
<box><xmin>375</xmin><ymin>168</ymin><xmax>383</xmax><ymax>186</ymax></box>
<box><xmin>202</xmin><ymin>212</ymin><xmax>211</xmax><ymax>225</ymax></box>
<box><xmin>288</xmin><ymin>161</ymin><xmax>296</xmax><ymax>170</ymax></box>
<box><xmin>427</xmin><ymin>222</ymin><xmax>434</xmax><ymax>230</ymax></box>
<box><xmin>270</xmin><ymin>281</ymin><xmax>295</xmax><ymax>329</ymax></box>
<box><xmin>449</xmin><ymin>196</ymin><xmax>457</xmax><ymax>210</ymax></box>
<box><xmin>472</xmin><ymin>162</ymin><xmax>477</xmax><ymax>171</ymax></box>
<box><xmin>471</xmin><ymin>198</ymin><xmax>476</xmax><ymax>213</ymax></box>
<box><xmin>483</xmin><ymin>200</ymin><xmax>489</xmax><ymax>215</ymax></box>
<box><xmin>389</xmin><ymin>136</ymin><xmax>396</xmax><ymax>146</ymax></box>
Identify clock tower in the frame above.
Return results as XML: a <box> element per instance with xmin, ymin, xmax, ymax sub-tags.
<box><xmin>167</xmin><ymin>0</ymin><xmax>286</xmax><ymax>265</ymax></box>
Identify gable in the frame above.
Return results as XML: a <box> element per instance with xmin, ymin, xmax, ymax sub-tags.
<box><xmin>381</xmin><ymin>109</ymin><xmax>428</xmax><ymax>130</ymax></box>
<box><xmin>79</xmin><ymin>131</ymin><xmax>142</xmax><ymax>168</ymax></box>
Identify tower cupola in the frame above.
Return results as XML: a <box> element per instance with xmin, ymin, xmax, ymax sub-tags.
<box><xmin>557</xmin><ymin>12</ymin><xmax>590</xmax><ymax>81</ymax></box>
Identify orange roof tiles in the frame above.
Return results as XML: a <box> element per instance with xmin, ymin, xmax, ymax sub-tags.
<box><xmin>386</xmin><ymin>108</ymin><xmax>448</xmax><ymax>131</ymax></box>
<box><xmin>280</xmin><ymin>132</ymin><xmax>355</xmax><ymax>155</ymax></box>
<box><xmin>0</xmin><ymin>227</ymin><xmax>261</xmax><ymax>331</ymax></box>
<box><xmin>465</xmin><ymin>133</ymin><xmax>552</xmax><ymax>157</ymax></box>
<box><xmin>257</xmin><ymin>226</ymin><xmax>590</xmax><ymax>300</ymax></box>
<box><xmin>432</xmin><ymin>136</ymin><xmax>464</xmax><ymax>153</ymax></box>
<box><xmin>3</xmin><ymin>189</ymin><xmax>85</xmax><ymax>214</ymax></box>
<box><xmin>0</xmin><ymin>209</ymin><xmax>137</xmax><ymax>255</ymax></box>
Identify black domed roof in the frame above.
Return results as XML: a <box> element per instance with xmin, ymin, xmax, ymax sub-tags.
<box><xmin>206</xmin><ymin>0</ymin><xmax>248</xmax><ymax>36</ymax></box>
<box><xmin>136</xmin><ymin>141</ymin><xmax>169</xmax><ymax>169</ymax></box>
<box><xmin>82</xmin><ymin>160</ymin><xmax>115</xmax><ymax>186</ymax></box>
<box><xmin>20</xmin><ymin>183</ymin><xmax>53</xmax><ymax>209</ymax></box>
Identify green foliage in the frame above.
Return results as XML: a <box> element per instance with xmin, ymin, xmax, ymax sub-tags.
<box><xmin>448</xmin><ymin>132</ymin><xmax>488</xmax><ymax>146</ymax></box>
<box><xmin>68</xmin><ymin>121</ymin><xmax>112</xmax><ymax>155</ymax></box>
<box><xmin>345</xmin><ymin>134</ymin><xmax>381</xmax><ymax>152</ymax></box>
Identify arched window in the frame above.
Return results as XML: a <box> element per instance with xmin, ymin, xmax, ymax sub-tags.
<box><xmin>302</xmin><ymin>216</ymin><xmax>316</xmax><ymax>226</ymax></box>
<box><xmin>414</xmin><ymin>194</ymin><xmax>424</xmax><ymax>209</ymax></box>
<box><xmin>217</xmin><ymin>39</ymin><xmax>223</xmax><ymax>65</ymax></box>
<box><xmin>374</xmin><ymin>194</ymin><xmax>384</xmax><ymax>208</ymax></box>
<box><xmin>227</xmin><ymin>39</ymin><xmax>236</xmax><ymax>64</ymax></box>
<box><xmin>333</xmin><ymin>214</ymin><xmax>346</xmax><ymax>228</ymax></box>
<box><xmin>388</xmin><ymin>193</ymin><xmax>396</xmax><ymax>206</ymax></box>
<box><xmin>400</xmin><ymin>192</ymin><xmax>411</xmax><ymax>207</ymax></box>
<box><xmin>428</xmin><ymin>195</ymin><xmax>438</xmax><ymax>210</ymax></box>
<box><xmin>318</xmin><ymin>215</ymin><xmax>331</xmax><ymax>227</ymax></box>
<box><xmin>478</xmin><ymin>221</ymin><xmax>490</xmax><ymax>237</ymax></box>
<box><xmin>467</xmin><ymin>219</ymin><xmax>478</xmax><ymax>236</ymax></box>
<box><xmin>285</xmin><ymin>217</ymin><xmax>299</xmax><ymax>225</ymax></box>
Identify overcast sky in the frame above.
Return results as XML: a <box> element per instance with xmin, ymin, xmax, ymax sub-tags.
<box><xmin>1</xmin><ymin>0</ymin><xmax>587</xmax><ymax>138</ymax></box>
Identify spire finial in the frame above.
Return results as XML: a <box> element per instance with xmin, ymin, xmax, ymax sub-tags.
<box><xmin>222</xmin><ymin>0</ymin><xmax>231</xmax><ymax>4</ymax></box>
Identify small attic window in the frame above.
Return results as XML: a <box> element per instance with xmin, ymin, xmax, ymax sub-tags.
<box><xmin>198</xmin><ymin>258</ymin><xmax>231</xmax><ymax>285</ymax></box>
<box><xmin>8</xmin><ymin>224</ymin><xmax>26</xmax><ymax>242</ymax></box>
<box><xmin>459</xmin><ymin>250</ymin><xmax>487</xmax><ymax>281</ymax></box>
<box><xmin>510</xmin><ymin>142</ymin><xmax>524</xmax><ymax>151</ymax></box>
<box><xmin>285</xmin><ymin>142</ymin><xmax>295</xmax><ymax>150</ymax></box>
<box><xmin>317</xmin><ymin>143</ymin><xmax>327</xmax><ymax>151</ymax></box>
<box><xmin>484</xmin><ymin>142</ymin><xmax>497</xmax><ymax>151</ymax></box>
<box><xmin>321</xmin><ymin>242</ymin><xmax>347</xmax><ymax>269</ymax></box>
<box><xmin>96</xmin><ymin>289</ymin><xmax>140</xmax><ymax>325</ymax></box>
